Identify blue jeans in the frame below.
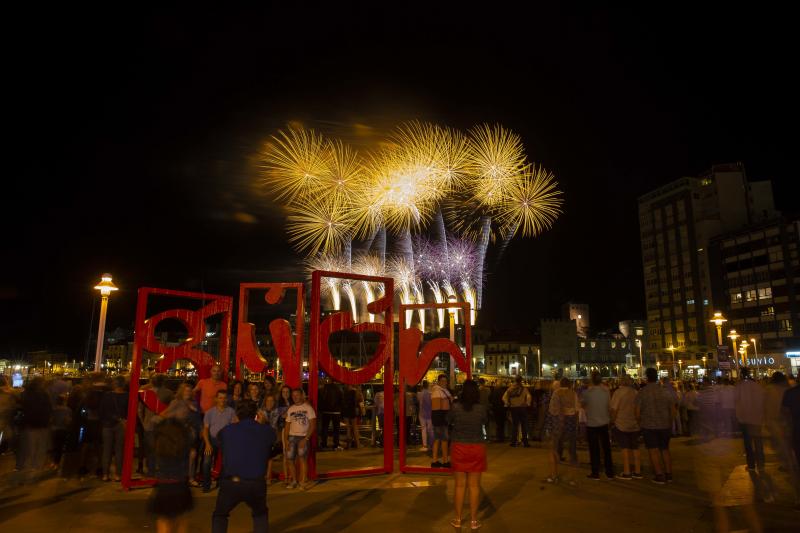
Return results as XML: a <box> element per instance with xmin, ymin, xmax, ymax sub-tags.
<box><xmin>202</xmin><ymin>437</ymin><xmax>220</xmax><ymax>490</ymax></box>
<box><xmin>740</xmin><ymin>423</ymin><xmax>765</xmax><ymax>470</ymax></box>
<box><xmin>510</xmin><ymin>407</ymin><xmax>529</xmax><ymax>444</ymax></box>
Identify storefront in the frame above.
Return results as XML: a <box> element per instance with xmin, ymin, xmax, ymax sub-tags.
<box><xmin>786</xmin><ymin>351</ymin><xmax>800</xmax><ymax>377</ymax></box>
<box><xmin>745</xmin><ymin>352</ymin><xmax>797</xmax><ymax>378</ymax></box>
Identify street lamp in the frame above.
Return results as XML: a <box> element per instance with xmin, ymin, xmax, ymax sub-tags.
<box><xmin>538</xmin><ymin>348</ymin><xmax>542</xmax><ymax>379</ymax></box>
<box><xmin>750</xmin><ymin>338</ymin><xmax>759</xmax><ymax>376</ymax></box>
<box><xmin>727</xmin><ymin>329</ymin><xmax>740</xmax><ymax>374</ymax></box>
<box><xmin>656</xmin><ymin>360</ymin><xmax>661</xmax><ymax>375</ymax></box>
<box><xmin>635</xmin><ymin>339</ymin><xmax>643</xmax><ymax>375</ymax></box>
<box><xmin>702</xmin><ymin>356</ymin><xmax>707</xmax><ymax>370</ymax></box>
<box><xmin>710</xmin><ymin>312</ymin><xmax>727</xmax><ymax>346</ymax></box>
<box><xmin>447</xmin><ymin>294</ymin><xmax>458</xmax><ymax>386</ymax></box>
<box><xmin>668</xmin><ymin>345</ymin><xmax>676</xmax><ymax>374</ymax></box>
<box><xmin>677</xmin><ymin>359</ymin><xmax>683</xmax><ymax>379</ymax></box>
<box><xmin>739</xmin><ymin>339</ymin><xmax>749</xmax><ymax>368</ymax></box>
<box><xmin>93</xmin><ymin>274</ymin><xmax>118</xmax><ymax>372</ymax></box>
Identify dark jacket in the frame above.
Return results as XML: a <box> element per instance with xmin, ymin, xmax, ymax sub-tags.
<box><xmin>100</xmin><ymin>391</ymin><xmax>129</xmax><ymax>427</ymax></box>
<box><xmin>320</xmin><ymin>382</ymin><xmax>343</xmax><ymax>413</ymax></box>
<box><xmin>21</xmin><ymin>389</ymin><xmax>52</xmax><ymax>428</ymax></box>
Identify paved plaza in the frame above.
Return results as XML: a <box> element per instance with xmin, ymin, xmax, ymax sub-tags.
<box><xmin>0</xmin><ymin>437</ymin><xmax>797</xmax><ymax>532</ymax></box>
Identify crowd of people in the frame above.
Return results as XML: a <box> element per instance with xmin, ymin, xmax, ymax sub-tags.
<box><xmin>2</xmin><ymin>365</ymin><xmax>799</xmax><ymax>531</ymax></box>
<box><xmin>0</xmin><ymin>372</ymin><xmax>133</xmax><ymax>478</ymax></box>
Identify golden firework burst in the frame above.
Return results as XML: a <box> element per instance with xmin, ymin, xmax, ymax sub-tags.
<box><xmin>285</xmin><ymin>195</ymin><xmax>354</xmax><ymax>256</ymax></box>
<box><xmin>316</xmin><ymin>139</ymin><xmax>365</xmax><ymax>205</ymax></box>
<box><xmin>467</xmin><ymin>123</ymin><xmax>527</xmax><ymax>207</ymax></box>
<box><xmin>496</xmin><ymin>165</ymin><xmax>564</xmax><ymax>238</ymax></box>
<box><xmin>260</xmin><ymin>126</ymin><xmax>332</xmax><ymax>203</ymax></box>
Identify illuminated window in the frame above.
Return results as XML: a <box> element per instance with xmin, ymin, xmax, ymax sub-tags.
<box><xmin>732</xmin><ymin>293</ymin><xmax>743</xmax><ymax>304</ymax></box>
<box><xmin>635</xmin><ymin>328</ymin><xmax>643</xmax><ymax>336</ymax></box>
<box><xmin>780</xmin><ymin>319</ymin><xmax>793</xmax><ymax>332</ymax></box>
<box><xmin>611</xmin><ymin>342</ymin><xmax>616</xmax><ymax>348</ymax></box>
<box><xmin>686</xmin><ymin>299</ymin><xmax>695</xmax><ymax>305</ymax></box>
<box><xmin>591</xmin><ymin>342</ymin><xmax>596</xmax><ymax>348</ymax></box>
<box><xmin>746</xmin><ymin>290</ymin><xmax>757</xmax><ymax>302</ymax></box>
<box><xmin>757</xmin><ymin>287</ymin><xmax>772</xmax><ymax>300</ymax></box>
<box><xmin>580</xmin><ymin>342</ymin><xmax>586</xmax><ymax>348</ymax></box>
<box><xmin>703</xmin><ymin>299</ymin><xmax>709</xmax><ymax>306</ymax></box>
<box><xmin>761</xmin><ymin>306</ymin><xmax>775</xmax><ymax>317</ymax></box>
<box><xmin>621</xmin><ymin>342</ymin><xmax>627</xmax><ymax>348</ymax></box>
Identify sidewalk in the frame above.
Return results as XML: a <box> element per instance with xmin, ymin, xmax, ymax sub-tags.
<box><xmin>0</xmin><ymin>438</ymin><xmax>797</xmax><ymax>532</ymax></box>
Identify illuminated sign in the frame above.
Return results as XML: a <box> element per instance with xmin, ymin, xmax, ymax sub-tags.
<box><xmin>746</xmin><ymin>357</ymin><xmax>776</xmax><ymax>366</ymax></box>
<box><xmin>787</xmin><ymin>351</ymin><xmax>800</xmax><ymax>358</ymax></box>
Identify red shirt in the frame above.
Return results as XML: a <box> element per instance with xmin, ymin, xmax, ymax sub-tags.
<box><xmin>197</xmin><ymin>378</ymin><xmax>227</xmax><ymax>413</ymax></box>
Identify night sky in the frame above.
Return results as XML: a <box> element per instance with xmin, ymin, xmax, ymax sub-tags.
<box><xmin>3</xmin><ymin>5</ymin><xmax>792</xmax><ymax>359</ymax></box>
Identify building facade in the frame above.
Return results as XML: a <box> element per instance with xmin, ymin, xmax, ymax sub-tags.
<box><xmin>709</xmin><ymin>217</ymin><xmax>800</xmax><ymax>375</ymax></box>
<box><xmin>638</xmin><ymin>163</ymin><xmax>778</xmax><ymax>367</ymax></box>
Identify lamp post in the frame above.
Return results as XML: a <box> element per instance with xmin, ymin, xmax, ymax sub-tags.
<box><xmin>750</xmin><ymin>338</ymin><xmax>759</xmax><ymax>376</ymax></box>
<box><xmin>447</xmin><ymin>294</ymin><xmax>457</xmax><ymax>386</ymax></box>
<box><xmin>537</xmin><ymin>348</ymin><xmax>542</xmax><ymax>379</ymax></box>
<box><xmin>702</xmin><ymin>356</ymin><xmax>707</xmax><ymax>371</ymax></box>
<box><xmin>668</xmin><ymin>345</ymin><xmax>676</xmax><ymax>377</ymax></box>
<box><xmin>656</xmin><ymin>360</ymin><xmax>661</xmax><ymax>375</ymax></box>
<box><xmin>728</xmin><ymin>329</ymin><xmax>740</xmax><ymax>374</ymax></box>
<box><xmin>739</xmin><ymin>339</ymin><xmax>749</xmax><ymax>368</ymax></box>
<box><xmin>677</xmin><ymin>359</ymin><xmax>683</xmax><ymax>380</ymax></box>
<box><xmin>93</xmin><ymin>274</ymin><xmax>118</xmax><ymax>372</ymax></box>
<box><xmin>636</xmin><ymin>339</ymin><xmax>643</xmax><ymax>376</ymax></box>
<box><xmin>710</xmin><ymin>312</ymin><xmax>727</xmax><ymax>346</ymax></box>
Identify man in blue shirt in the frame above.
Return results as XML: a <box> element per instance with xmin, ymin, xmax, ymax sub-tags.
<box><xmin>202</xmin><ymin>389</ymin><xmax>236</xmax><ymax>492</ymax></box>
<box><xmin>211</xmin><ymin>399</ymin><xmax>277</xmax><ymax>533</ymax></box>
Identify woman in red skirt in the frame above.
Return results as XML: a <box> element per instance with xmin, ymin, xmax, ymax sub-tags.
<box><xmin>447</xmin><ymin>379</ymin><xmax>488</xmax><ymax>530</ymax></box>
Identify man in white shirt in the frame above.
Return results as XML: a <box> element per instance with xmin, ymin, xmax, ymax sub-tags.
<box><xmin>582</xmin><ymin>371</ymin><xmax>614</xmax><ymax>480</ymax></box>
<box><xmin>284</xmin><ymin>389</ymin><xmax>316</xmax><ymax>489</ymax></box>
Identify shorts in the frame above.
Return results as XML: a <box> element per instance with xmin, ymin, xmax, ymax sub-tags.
<box><xmin>451</xmin><ymin>443</ymin><xmax>487</xmax><ymax>473</ymax></box>
<box><xmin>433</xmin><ymin>425</ymin><xmax>449</xmax><ymax>441</ymax></box>
<box><xmin>615</xmin><ymin>429</ymin><xmax>640</xmax><ymax>450</ymax></box>
<box><xmin>285</xmin><ymin>435</ymin><xmax>310</xmax><ymax>460</ymax></box>
<box><xmin>431</xmin><ymin>410</ymin><xmax>448</xmax><ymax>427</ymax></box>
<box><xmin>550</xmin><ymin>414</ymin><xmax>577</xmax><ymax>451</ymax></box>
<box><xmin>642</xmin><ymin>428</ymin><xmax>671</xmax><ymax>450</ymax></box>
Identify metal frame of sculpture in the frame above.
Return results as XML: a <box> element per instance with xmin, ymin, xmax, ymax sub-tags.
<box><xmin>121</xmin><ymin>288</ymin><xmax>232</xmax><ymax>490</ymax></box>
<box><xmin>308</xmin><ymin>269</ymin><xmax>395</xmax><ymax>480</ymax></box>
<box><xmin>398</xmin><ymin>302</ymin><xmax>472</xmax><ymax>474</ymax></box>
<box><xmin>236</xmin><ymin>282</ymin><xmax>304</xmax><ymax>388</ymax></box>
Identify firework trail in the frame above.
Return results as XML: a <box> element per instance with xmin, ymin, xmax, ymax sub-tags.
<box><xmin>387</xmin><ymin>256</ymin><xmax>416</xmax><ymax>328</ymax></box>
<box><xmin>306</xmin><ymin>255</ymin><xmax>348</xmax><ymax>310</ymax></box>
<box><xmin>353</xmin><ymin>253</ymin><xmax>385</xmax><ymax>322</ymax></box>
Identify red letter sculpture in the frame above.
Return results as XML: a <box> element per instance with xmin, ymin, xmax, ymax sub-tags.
<box><xmin>308</xmin><ymin>270</ymin><xmax>394</xmax><ymax>479</ymax></box>
<box><xmin>122</xmin><ymin>288</ymin><xmax>232</xmax><ymax>490</ymax></box>
<box><xmin>398</xmin><ymin>301</ymin><xmax>472</xmax><ymax>473</ymax></box>
<box><xmin>236</xmin><ymin>283</ymin><xmax>305</xmax><ymax>389</ymax></box>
